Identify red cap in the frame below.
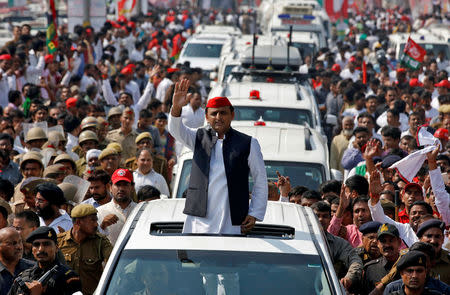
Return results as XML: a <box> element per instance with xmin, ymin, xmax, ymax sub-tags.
<box><xmin>127</xmin><ymin>63</ymin><xmax>136</xmax><ymax>69</ymax></box>
<box><xmin>331</xmin><ymin>64</ymin><xmax>341</xmax><ymax>72</ymax></box>
<box><xmin>396</xmin><ymin>68</ymin><xmax>407</xmax><ymax>73</ymax></box>
<box><xmin>127</xmin><ymin>21</ymin><xmax>136</xmax><ymax>29</ymax></box>
<box><xmin>121</xmin><ymin>66</ymin><xmax>133</xmax><ymax>75</ymax></box>
<box><xmin>167</xmin><ymin>68</ymin><xmax>180</xmax><ymax>73</ymax></box>
<box><xmin>349</xmin><ymin>56</ymin><xmax>356</xmax><ymax>63</ymax></box>
<box><xmin>66</xmin><ymin>97</ymin><xmax>77</xmax><ymax>109</ymax></box>
<box><xmin>434</xmin><ymin>128</ymin><xmax>449</xmax><ymax>140</ymax></box>
<box><xmin>111</xmin><ymin>168</ymin><xmax>133</xmax><ymax>184</ymax></box>
<box><xmin>44</xmin><ymin>54</ymin><xmax>54</xmax><ymax>64</ymax></box>
<box><xmin>109</xmin><ymin>20</ymin><xmax>121</xmax><ymax>28</ymax></box>
<box><xmin>434</xmin><ymin>80</ymin><xmax>450</xmax><ymax>89</ymax></box>
<box><xmin>401</xmin><ymin>15</ymin><xmax>410</xmax><ymax>22</ymax></box>
<box><xmin>249</xmin><ymin>90</ymin><xmax>260</xmax><ymax>100</ymax></box>
<box><xmin>0</xmin><ymin>54</ymin><xmax>12</xmax><ymax>60</ymax></box>
<box><xmin>206</xmin><ymin>97</ymin><xmax>232</xmax><ymax>108</ymax></box>
<box><xmin>404</xmin><ymin>182</ymin><xmax>422</xmax><ymax>193</ymax></box>
<box><xmin>409</xmin><ymin>78</ymin><xmax>423</xmax><ymax>87</ymax></box>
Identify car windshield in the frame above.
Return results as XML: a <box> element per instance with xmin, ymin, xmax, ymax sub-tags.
<box><xmin>292</xmin><ymin>42</ymin><xmax>317</xmax><ymax>59</ymax></box>
<box><xmin>399</xmin><ymin>43</ymin><xmax>450</xmax><ymax>59</ymax></box>
<box><xmin>105</xmin><ymin>250</ymin><xmax>333</xmax><ymax>295</ymax></box>
<box><xmin>183</xmin><ymin>43</ymin><xmax>223</xmax><ymax>58</ymax></box>
<box><xmin>176</xmin><ymin>160</ymin><xmax>325</xmax><ymax>198</ymax></box>
<box><xmin>234</xmin><ymin>106</ymin><xmax>313</xmax><ymax>126</ymax></box>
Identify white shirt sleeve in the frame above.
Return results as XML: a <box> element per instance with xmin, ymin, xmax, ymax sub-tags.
<box><xmin>60</xmin><ymin>71</ymin><xmax>72</xmax><ymax>86</ymax></box>
<box><xmin>102</xmin><ymin>79</ymin><xmax>119</xmax><ymax>106</ymax></box>
<box><xmin>429</xmin><ymin>168</ymin><xmax>450</xmax><ymax>225</ymax></box>
<box><xmin>368</xmin><ymin>200</ymin><xmax>418</xmax><ymax>247</ymax></box>
<box><xmin>134</xmin><ymin>80</ymin><xmax>154</xmax><ymax>114</ymax></box>
<box><xmin>248</xmin><ymin>138</ymin><xmax>268</xmax><ymax>221</ymax></box>
<box><xmin>157</xmin><ymin>173</ymin><xmax>170</xmax><ymax>196</ymax></box>
<box><xmin>168</xmin><ymin>113</ymin><xmax>197</xmax><ymax>150</ymax></box>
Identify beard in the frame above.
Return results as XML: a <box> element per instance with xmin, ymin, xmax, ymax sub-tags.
<box><xmin>37</xmin><ymin>205</ymin><xmax>55</xmax><ymax>220</ymax></box>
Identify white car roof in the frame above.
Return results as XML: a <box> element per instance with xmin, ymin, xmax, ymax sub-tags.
<box><xmin>187</xmin><ymin>34</ymin><xmax>230</xmax><ymax>44</ymax></box>
<box><xmin>195</xmin><ymin>25</ymin><xmax>242</xmax><ymax>36</ymax></box>
<box><xmin>124</xmin><ymin>199</ymin><xmax>322</xmax><ymax>255</ymax></box>
<box><xmin>210</xmin><ymin>82</ymin><xmax>314</xmax><ymax>110</ymax></box>
<box><xmin>388</xmin><ymin>33</ymin><xmax>448</xmax><ymax>44</ymax></box>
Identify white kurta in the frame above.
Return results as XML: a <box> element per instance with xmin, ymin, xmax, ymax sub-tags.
<box><xmin>97</xmin><ymin>200</ymin><xmax>137</xmax><ymax>245</ymax></box>
<box><xmin>133</xmin><ymin>169</ymin><xmax>170</xmax><ymax>196</ymax></box>
<box><xmin>181</xmin><ymin>104</ymin><xmax>205</xmax><ymax>128</ymax></box>
<box><xmin>168</xmin><ymin>114</ymin><xmax>268</xmax><ymax>234</ymax></box>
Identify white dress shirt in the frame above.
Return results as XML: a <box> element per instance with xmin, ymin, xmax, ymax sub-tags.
<box><xmin>368</xmin><ymin>200</ymin><xmax>418</xmax><ymax>247</ymax></box>
<box><xmin>181</xmin><ymin>104</ymin><xmax>205</xmax><ymax>128</ymax></box>
<box><xmin>133</xmin><ymin>169</ymin><xmax>170</xmax><ymax>196</ymax></box>
<box><xmin>168</xmin><ymin>114</ymin><xmax>268</xmax><ymax>234</ymax></box>
<box><xmin>39</xmin><ymin>209</ymin><xmax>73</xmax><ymax>233</ymax></box>
<box><xmin>429</xmin><ymin>168</ymin><xmax>450</xmax><ymax>225</ymax></box>
<box><xmin>97</xmin><ymin>200</ymin><xmax>137</xmax><ymax>245</ymax></box>
<box><xmin>340</xmin><ymin>68</ymin><xmax>361</xmax><ymax>82</ymax></box>
<box><xmin>155</xmin><ymin>78</ymin><xmax>173</xmax><ymax>102</ymax></box>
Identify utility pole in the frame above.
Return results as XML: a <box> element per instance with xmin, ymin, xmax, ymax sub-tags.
<box><xmin>83</xmin><ymin>0</ymin><xmax>90</xmax><ymax>26</ymax></box>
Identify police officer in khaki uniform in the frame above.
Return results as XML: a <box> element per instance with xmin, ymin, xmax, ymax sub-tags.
<box><xmin>106</xmin><ymin>107</ymin><xmax>138</xmax><ymax>161</ymax></box>
<box><xmin>8</xmin><ymin>226</ymin><xmax>82</xmax><ymax>295</ymax></box>
<box><xmin>75</xmin><ymin>131</ymin><xmax>99</xmax><ymax>176</ymax></box>
<box><xmin>125</xmin><ymin>132</ymin><xmax>169</xmax><ymax>183</ymax></box>
<box><xmin>54</xmin><ymin>153</ymin><xmax>77</xmax><ymax>176</ymax></box>
<box><xmin>107</xmin><ymin>106</ymin><xmax>122</xmax><ymax>131</ymax></box>
<box><xmin>98</xmin><ymin>148</ymin><xmax>121</xmax><ymax>176</ymax></box>
<box><xmin>57</xmin><ymin>204</ymin><xmax>113</xmax><ymax>295</ymax></box>
<box><xmin>356</xmin><ymin>221</ymin><xmax>382</xmax><ymax>265</ymax></box>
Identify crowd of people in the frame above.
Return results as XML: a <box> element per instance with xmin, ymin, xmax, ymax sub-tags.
<box><xmin>0</xmin><ymin>3</ymin><xmax>449</xmax><ymax>295</ymax></box>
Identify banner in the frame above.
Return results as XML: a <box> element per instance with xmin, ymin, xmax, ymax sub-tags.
<box><xmin>400</xmin><ymin>37</ymin><xmax>426</xmax><ymax>70</ymax></box>
<box><xmin>117</xmin><ymin>0</ymin><xmax>136</xmax><ymax>18</ymax></box>
<box><xmin>46</xmin><ymin>0</ymin><xmax>58</xmax><ymax>54</ymax></box>
<box><xmin>324</xmin><ymin>0</ymin><xmax>348</xmax><ymax>22</ymax></box>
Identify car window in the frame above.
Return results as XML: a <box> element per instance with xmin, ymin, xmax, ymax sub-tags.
<box><xmin>105</xmin><ymin>250</ymin><xmax>333</xmax><ymax>295</ymax></box>
<box><xmin>399</xmin><ymin>43</ymin><xmax>450</xmax><ymax>59</ymax></box>
<box><xmin>176</xmin><ymin>160</ymin><xmax>325</xmax><ymax>197</ymax></box>
<box><xmin>183</xmin><ymin>43</ymin><xmax>223</xmax><ymax>58</ymax></box>
<box><xmin>234</xmin><ymin>106</ymin><xmax>313</xmax><ymax>126</ymax></box>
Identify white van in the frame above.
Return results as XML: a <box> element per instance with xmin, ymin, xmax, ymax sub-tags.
<box><xmin>388</xmin><ymin>33</ymin><xmax>450</xmax><ymax>61</ymax></box>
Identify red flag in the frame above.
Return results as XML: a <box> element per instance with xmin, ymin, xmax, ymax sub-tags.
<box><xmin>404</xmin><ymin>37</ymin><xmax>426</xmax><ymax>63</ymax></box>
<box><xmin>325</xmin><ymin>0</ymin><xmax>349</xmax><ymax>22</ymax></box>
<box><xmin>362</xmin><ymin>61</ymin><xmax>367</xmax><ymax>84</ymax></box>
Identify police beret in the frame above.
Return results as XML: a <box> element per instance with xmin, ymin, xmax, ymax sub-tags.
<box><xmin>409</xmin><ymin>242</ymin><xmax>436</xmax><ymax>260</ymax></box>
<box><xmin>377</xmin><ymin>223</ymin><xmax>400</xmax><ymax>239</ymax></box>
<box><xmin>36</xmin><ymin>183</ymin><xmax>66</xmax><ymax>206</ymax></box>
<box><xmin>135</xmin><ymin>132</ymin><xmax>152</xmax><ymax>144</ymax></box>
<box><xmin>359</xmin><ymin>221</ymin><xmax>382</xmax><ymax>235</ymax></box>
<box><xmin>106</xmin><ymin>142</ymin><xmax>123</xmax><ymax>153</ymax></box>
<box><xmin>26</xmin><ymin>226</ymin><xmax>57</xmax><ymax>244</ymax></box>
<box><xmin>416</xmin><ymin>219</ymin><xmax>445</xmax><ymax>238</ymax></box>
<box><xmin>99</xmin><ymin>148</ymin><xmax>118</xmax><ymax>161</ymax></box>
<box><xmin>397</xmin><ymin>250</ymin><xmax>427</xmax><ymax>271</ymax></box>
<box><xmin>381</xmin><ymin>155</ymin><xmax>402</xmax><ymax>169</ymax></box>
<box><xmin>71</xmin><ymin>204</ymin><xmax>97</xmax><ymax>218</ymax></box>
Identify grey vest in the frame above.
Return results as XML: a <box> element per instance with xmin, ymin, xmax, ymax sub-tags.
<box><xmin>183</xmin><ymin>126</ymin><xmax>252</xmax><ymax>225</ymax></box>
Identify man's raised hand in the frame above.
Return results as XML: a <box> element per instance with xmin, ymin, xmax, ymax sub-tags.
<box><xmin>171</xmin><ymin>78</ymin><xmax>191</xmax><ymax>117</ymax></box>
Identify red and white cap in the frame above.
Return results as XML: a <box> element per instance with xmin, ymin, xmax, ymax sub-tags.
<box><xmin>111</xmin><ymin>169</ymin><xmax>133</xmax><ymax>184</ymax></box>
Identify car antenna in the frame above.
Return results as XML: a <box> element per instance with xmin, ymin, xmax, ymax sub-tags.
<box><xmin>250</xmin><ymin>33</ymin><xmax>257</xmax><ymax>69</ymax></box>
<box><xmin>284</xmin><ymin>25</ymin><xmax>292</xmax><ymax>72</ymax></box>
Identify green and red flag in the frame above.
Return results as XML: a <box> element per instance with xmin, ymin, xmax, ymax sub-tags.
<box><xmin>46</xmin><ymin>0</ymin><xmax>58</xmax><ymax>54</ymax></box>
<box><xmin>400</xmin><ymin>37</ymin><xmax>426</xmax><ymax>70</ymax></box>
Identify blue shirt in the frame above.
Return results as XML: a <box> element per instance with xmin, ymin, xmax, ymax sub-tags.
<box><xmin>0</xmin><ymin>258</ymin><xmax>35</xmax><ymax>295</ymax></box>
<box><xmin>384</xmin><ymin>277</ymin><xmax>450</xmax><ymax>294</ymax></box>
<box><xmin>0</xmin><ymin>160</ymin><xmax>22</xmax><ymax>185</ymax></box>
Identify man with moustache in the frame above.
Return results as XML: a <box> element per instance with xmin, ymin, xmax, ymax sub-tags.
<box><xmin>82</xmin><ymin>170</ymin><xmax>112</xmax><ymax>208</ymax></box>
<box><xmin>96</xmin><ymin>168</ymin><xmax>136</xmax><ymax>245</ymax></box>
<box><xmin>0</xmin><ymin>227</ymin><xmax>34</xmax><ymax>295</ymax></box>
<box><xmin>356</xmin><ymin>221</ymin><xmax>382</xmax><ymax>264</ymax></box>
<box><xmin>8</xmin><ymin>226</ymin><xmax>82</xmax><ymax>295</ymax></box>
<box><xmin>363</xmin><ymin>223</ymin><xmax>402</xmax><ymax>293</ymax></box>
<box><xmin>58</xmin><ymin>204</ymin><xmax>113</xmax><ymax>295</ymax></box>
<box><xmin>35</xmin><ymin>183</ymin><xmax>72</xmax><ymax>233</ymax></box>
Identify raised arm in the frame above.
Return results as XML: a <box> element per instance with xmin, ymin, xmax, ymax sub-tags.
<box><xmin>427</xmin><ymin>145</ymin><xmax>450</xmax><ymax>225</ymax></box>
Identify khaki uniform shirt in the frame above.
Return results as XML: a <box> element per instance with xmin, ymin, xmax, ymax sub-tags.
<box><xmin>57</xmin><ymin>229</ymin><xmax>113</xmax><ymax>295</ymax></box>
<box><xmin>106</xmin><ymin>128</ymin><xmax>138</xmax><ymax>160</ymax></box>
<box><xmin>76</xmin><ymin>158</ymin><xmax>87</xmax><ymax>177</ymax></box>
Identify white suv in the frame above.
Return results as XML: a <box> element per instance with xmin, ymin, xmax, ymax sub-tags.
<box><xmin>94</xmin><ymin>199</ymin><xmax>345</xmax><ymax>294</ymax></box>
